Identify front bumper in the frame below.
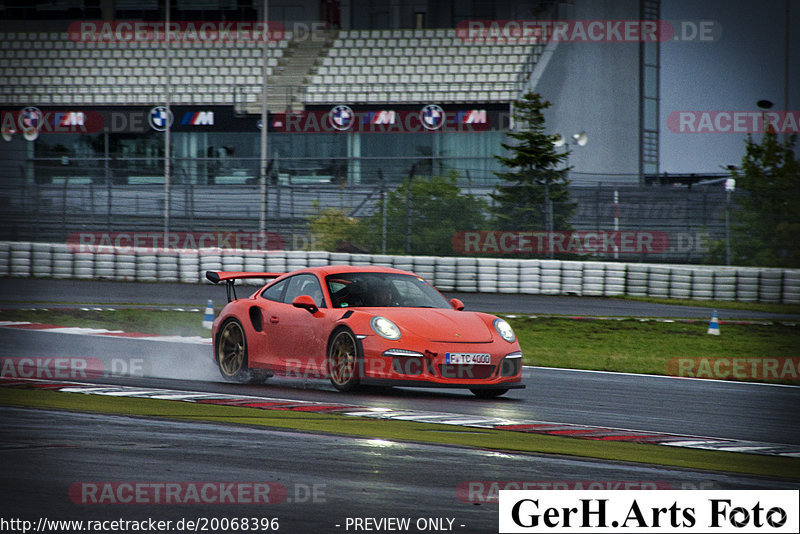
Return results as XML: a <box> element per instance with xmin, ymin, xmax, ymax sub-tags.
<box><xmin>359</xmin><ymin>336</ymin><xmax>525</xmax><ymax>388</ymax></box>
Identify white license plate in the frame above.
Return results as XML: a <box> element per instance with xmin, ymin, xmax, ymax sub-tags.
<box><xmin>445</xmin><ymin>353</ymin><xmax>491</xmax><ymax>365</ymax></box>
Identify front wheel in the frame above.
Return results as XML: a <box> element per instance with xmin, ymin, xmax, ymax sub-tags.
<box><xmin>327</xmin><ymin>328</ymin><xmax>361</xmax><ymax>392</ymax></box>
<box><xmin>470</xmin><ymin>388</ymin><xmax>509</xmax><ymax>399</ymax></box>
<box><xmin>216</xmin><ymin>319</ymin><xmax>269</xmax><ymax>384</ymax></box>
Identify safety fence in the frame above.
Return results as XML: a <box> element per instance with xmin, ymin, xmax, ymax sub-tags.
<box><xmin>1</xmin><ymin>241</ymin><xmax>798</xmax><ymax>304</ymax></box>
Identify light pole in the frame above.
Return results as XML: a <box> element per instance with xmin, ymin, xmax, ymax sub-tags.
<box><xmin>259</xmin><ymin>0</ymin><xmax>270</xmax><ymax>236</ymax></box>
<box><xmin>549</xmin><ymin>132</ymin><xmax>587</xmax><ymax>258</ymax></box>
<box><xmin>724</xmin><ymin>177</ymin><xmax>735</xmax><ymax>265</ymax></box>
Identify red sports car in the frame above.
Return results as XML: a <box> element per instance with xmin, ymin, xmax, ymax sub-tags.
<box><xmin>206</xmin><ymin>266</ymin><xmax>524</xmax><ymax>397</ymax></box>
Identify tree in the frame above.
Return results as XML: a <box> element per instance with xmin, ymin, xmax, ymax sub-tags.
<box><xmin>352</xmin><ymin>172</ymin><xmax>488</xmax><ymax>256</ymax></box>
<box><xmin>491</xmin><ymin>92</ymin><xmax>576</xmax><ymax>241</ymax></box>
<box><xmin>728</xmin><ymin>132</ymin><xmax>800</xmax><ymax>267</ymax></box>
<box><xmin>306</xmin><ymin>205</ymin><xmax>365</xmax><ymax>252</ymax></box>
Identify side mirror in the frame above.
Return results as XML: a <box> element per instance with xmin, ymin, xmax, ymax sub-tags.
<box><xmin>450</xmin><ymin>298</ymin><xmax>465</xmax><ymax>311</ymax></box>
<box><xmin>292</xmin><ymin>295</ymin><xmax>319</xmax><ymax>314</ymax></box>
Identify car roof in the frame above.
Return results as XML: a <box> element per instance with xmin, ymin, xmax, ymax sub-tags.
<box><xmin>297</xmin><ymin>265</ymin><xmax>414</xmax><ymax>277</ymax></box>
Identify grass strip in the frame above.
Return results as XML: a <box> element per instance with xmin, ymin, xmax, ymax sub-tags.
<box><xmin>1</xmin><ymin>387</ymin><xmax>798</xmax><ymax>480</ymax></box>
<box><xmin>612</xmin><ymin>296</ymin><xmax>800</xmax><ymax>316</ymax></box>
<box><xmin>507</xmin><ymin>317</ymin><xmax>800</xmax><ymax>382</ymax></box>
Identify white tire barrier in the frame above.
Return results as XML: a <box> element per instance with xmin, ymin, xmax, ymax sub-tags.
<box><xmin>0</xmin><ymin>241</ymin><xmax>798</xmax><ymax>304</ymax></box>
<box><xmin>713</xmin><ymin>269</ymin><xmax>737</xmax><ymax>300</ymax></box>
<box><xmin>603</xmin><ymin>263</ymin><xmax>626</xmax><ymax>296</ymax></box>
<box><xmin>518</xmin><ymin>261</ymin><xmax>540</xmax><ymax>295</ymax></box>
<box><xmin>736</xmin><ymin>270</ymin><xmax>759</xmax><ymax>302</ymax></box>
<box><xmin>561</xmin><ymin>261</ymin><xmax>583</xmax><ymax>296</ymax></box>
<box><xmin>434</xmin><ymin>257</ymin><xmax>456</xmax><ymax>291</ymax></box>
<box><xmin>540</xmin><ymin>259</ymin><xmax>561</xmax><ymax>295</ymax></box>
<box><xmin>0</xmin><ymin>242</ymin><xmax>10</xmax><ymax>277</ymax></box>
<box><xmin>307</xmin><ymin>251</ymin><xmax>330</xmax><ymax>267</ymax></box>
<box><xmin>783</xmin><ymin>270</ymin><xmax>800</xmax><ymax>304</ymax></box>
<box><xmin>52</xmin><ymin>243</ymin><xmax>74</xmax><ymax>279</ymax></box>
<box><xmin>413</xmin><ymin>256</ymin><xmax>436</xmax><ymax>282</ymax></box>
<box><xmin>581</xmin><ymin>262</ymin><xmax>605</xmax><ymax>297</ymax></box>
<box><xmin>31</xmin><ymin>242</ymin><xmax>53</xmax><ymax>278</ymax></box>
<box><xmin>476</xmin><ymin>258</ymin><xmax>498</xmax><ymax>293</ymax></box>
<box><xmin>626</xmin><ymin>264</ymin><xmax>648</xmax><ymax>297</ymax></box>
<box><xmin>691</xmin><ymin>268</ymin><xmax>714</xmax><ymax>300</ymax></box>
<box><xmin>455</xmin><ymin>257</ymin><xmax>477</xmax><ymax>292</ymax></box>
<box><xmin>10</xmin><ymin>242</ymin><xmax>32</xmax><ymax>277</ymax></box>
<box><xmin>134</xmin><ymin>251</ymin><xmax>157</xmax><ymax>281</ymax></box>
<box><xmin>497</xmin><ymin>258</ymin><xmax>520</xmax><ymax>294</ymax></box>
<box><xmin>265</xmin><ymin>250</ymin><xmax>287</xmax><ymax>273</ymax></box>
<box><xmin>668</xmin><ymin>267</ymin><xmax>692</xmax><ymax>299</ymax></box>
<box><xmin>179</xmin><ymin>250</ymin><xmax>201</xmax><ymax>283</ymax></box>
<box><xmin>759</xmin><ymin>269</ymin><xmax>783</xmax><ymax>303</ymax></box>
<box><xmin>156</xmin><ymin>252</ymin><xmax>179</xmax><ymax>282</ymax></box>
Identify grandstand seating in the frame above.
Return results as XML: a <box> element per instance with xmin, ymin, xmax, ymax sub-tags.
<box><xmin>0</xmin><ymin>28</ymin><xmax>539</xmax><ymax>107</ymax></box>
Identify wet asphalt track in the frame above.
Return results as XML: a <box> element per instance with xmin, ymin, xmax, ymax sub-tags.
<box><xmin>1</xmin><ymin>277</ymin><xmax>798</xmax><ymax>531</ymax></box>
<box><xmin>1</xmin><ymin>406</ymin><xmax>796</xmax><ymax>532</ymax></box>
<box><xmin>1</xmin><ymin>327</ymin><xmax>799</xmax><ymax>446</ymax></box>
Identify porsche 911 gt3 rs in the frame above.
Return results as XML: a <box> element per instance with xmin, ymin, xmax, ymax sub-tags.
<box><xmin>206</xmin><ymin>265</ymin><xmax>524</xmax><ymax>397</ymax></box>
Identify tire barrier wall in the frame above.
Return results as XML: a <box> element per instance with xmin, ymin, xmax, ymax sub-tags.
<box><xmin>1</xmin><ymin>241</ymin><xmax>798</xmax><ymax>304</ymax></box>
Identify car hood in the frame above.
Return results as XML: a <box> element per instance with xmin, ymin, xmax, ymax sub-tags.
<box><xmin>374</xmin><ymin>308</ymin><xmax>494</xmax><ymax>343</ymax></box>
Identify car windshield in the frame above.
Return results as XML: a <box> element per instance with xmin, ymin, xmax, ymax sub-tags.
<box><xmin>326</xmin><ymin>272</ymin><xmax>452</xmax><ymax>309</ymax></box>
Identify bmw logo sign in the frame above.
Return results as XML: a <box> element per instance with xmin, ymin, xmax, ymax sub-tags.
<box><xmin>19</xmin><ymin>106</ymin><xmax>43</xmax><ymax>130</ymax></box>
<box><xmin>420</xmin><ymin>104</ymin><xmax>445</xmax><ymax>130</ymax></box>
<box><xmin>148</xmin><ymin>106</ymin><xmax>174</xmax><ymax>132</ymax></box>
<box><xmin>329</xmin><ymin>105</ymin><xmax>354</xmax><ymax>131</ymax></box>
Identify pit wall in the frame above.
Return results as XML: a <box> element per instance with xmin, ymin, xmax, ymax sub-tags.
<box><xmin>1</xmin><ymin>241</ymin><xmax>798</xmax><ymax>304</ymax></box>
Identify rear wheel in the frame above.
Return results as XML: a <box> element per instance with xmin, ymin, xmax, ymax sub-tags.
<box><xmin>216</xmin><ymin>319</ymin><xmax>269</xmax><ymax>384</ymax></box>
<box><xmin>327</xmin><ymin>328</ymin><xmax>361</xmax><ymax>392</ymax></box>
<box><xmin>470</xmin><ymin>388</ymin><xmax>509</xmax><ymax>399</ymax></box>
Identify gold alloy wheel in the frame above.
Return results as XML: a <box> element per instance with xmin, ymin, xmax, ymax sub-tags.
<box><xmin>328</xmin><ymin>329</ymin><xmax>359</xmax><ymax>391</ymax></box>
<box><xmin>218</xmin><ymin>320</ymin><xmax>246</xmax><ymax>378</ymax></box>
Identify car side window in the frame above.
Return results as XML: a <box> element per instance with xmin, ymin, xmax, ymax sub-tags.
<box><xmin>283</xmin><ymin>274</ymin><xmax>326</xmax><ymax>308</ymax></box>
<box><xmin>261</xmin><ymin>279</ymin><xmax>288</xmax><ymax>302</ymax></box>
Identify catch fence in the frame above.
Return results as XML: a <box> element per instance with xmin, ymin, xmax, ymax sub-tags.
<box><xmin>0</xmin><ymin>156</ymin><xmax>736</xmax><ymax>264</ymax></box>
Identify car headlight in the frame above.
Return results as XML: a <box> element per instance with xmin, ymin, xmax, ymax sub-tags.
<box><xmin>371</xmin><ymin>316</ymin><xmax>401</xmax><ymax>340</ymax></box>
<box><xmin>493</xmin><ymin>318</ymin><xmax>516</xmax><ymax>343</ymax></box>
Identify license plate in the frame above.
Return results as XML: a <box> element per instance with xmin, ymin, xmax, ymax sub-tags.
<box><xmin>445</xmin><ymin>353</ymin><xmax>491</xmax><ymax>365</ymax></box>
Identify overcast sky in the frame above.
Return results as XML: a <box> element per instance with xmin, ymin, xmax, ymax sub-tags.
<box><xmin>660</xmin><ymin>0</ymin><xmax>799</xmax><ymax>174</ymax></box>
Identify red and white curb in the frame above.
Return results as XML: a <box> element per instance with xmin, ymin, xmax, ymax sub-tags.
<box><xmin>0</xmin><ymin>321</ymin><xmax>211</xmax><ymax>345</ymax></box>
<box><xmin>2</xmin><ymin>377</ymin><xmax>798</xmax><ymax>459</ymax></box>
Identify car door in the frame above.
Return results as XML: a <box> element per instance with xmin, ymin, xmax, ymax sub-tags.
<box><xmin>265</xmin><ymin>273</ymin><xmax>329</xmax><ymax>377</ymax></box>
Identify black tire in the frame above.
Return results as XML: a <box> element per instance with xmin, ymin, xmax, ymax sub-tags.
<box><xmin>470</xmin><ymin>388</ymin><xmax>509</xmax><ymax>399</ymax></box>
<box><xmin>327</xmin><ymin>328</ymin><xmax>361</xmax><ymax>392</ymax></box>
<box><xmin>216</xmin><ymin>319</ymin><xmax>269</xmax><ymax>384</ymax></box>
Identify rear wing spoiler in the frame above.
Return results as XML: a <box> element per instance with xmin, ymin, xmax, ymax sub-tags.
<box><xmin>205</xmin><ymin>271</ymin><xmax>284</xmax><ymax>302</ymax></box>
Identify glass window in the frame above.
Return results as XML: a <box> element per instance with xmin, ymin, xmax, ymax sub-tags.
<box><xmin>283</xmin><ymin>274</ymin><xmax>326</xmax><ymax>308</ymax></box>
<box><xmin>326</xmin><ymin>272</ymin><xmax>450</xmax><ymax>309</ymax></box>
<box><xmin>260</xmin><ymin>278</ymin><xmax>287</xmax><ymax>302</ymax></box>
